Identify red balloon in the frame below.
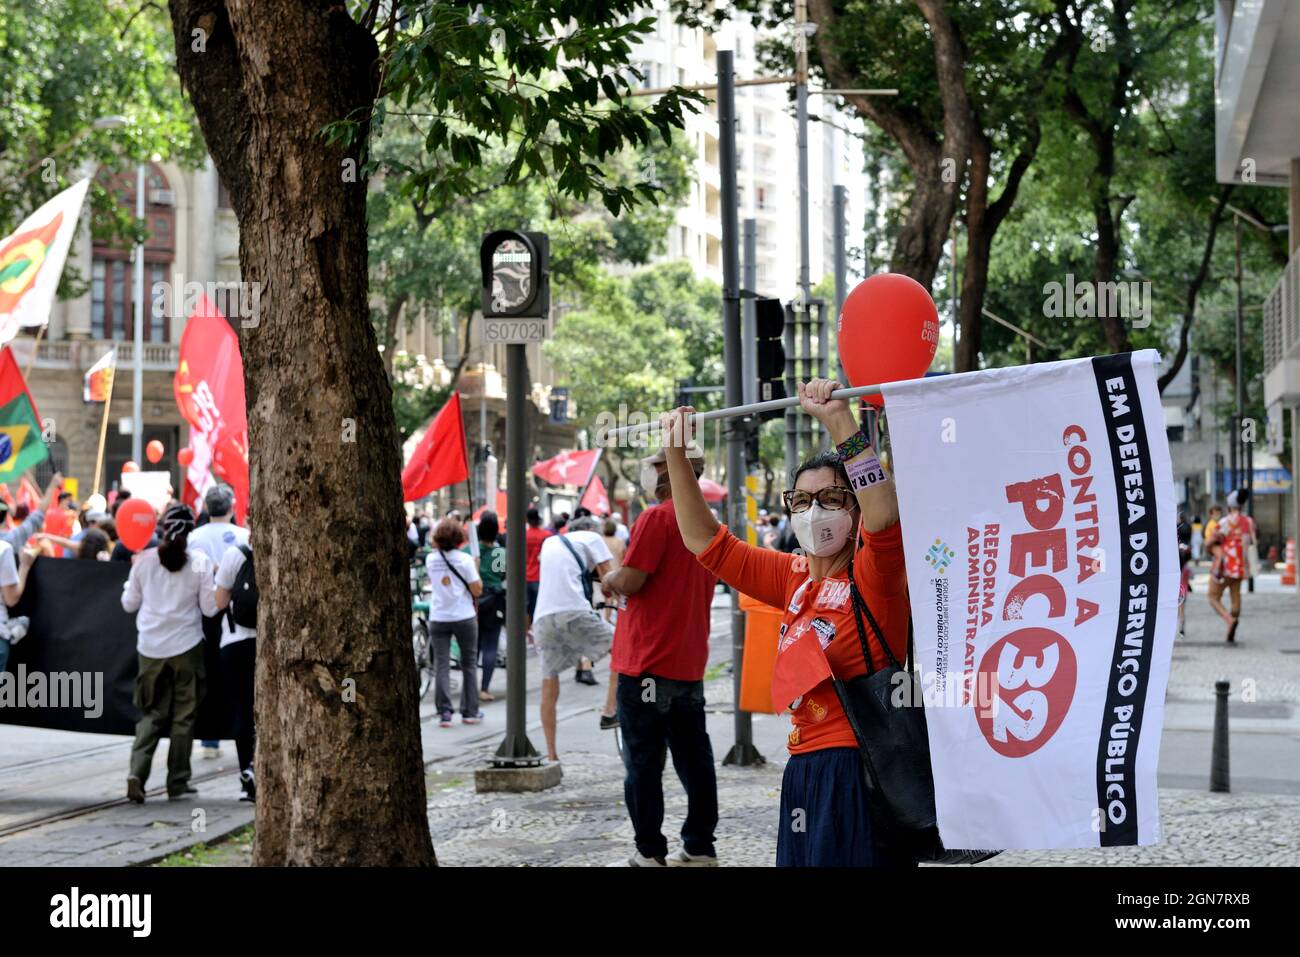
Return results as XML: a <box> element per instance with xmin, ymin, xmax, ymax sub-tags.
<box><xmin>122</xmin><ymin>460</ymin><xmax>140</xmax><ymax>474</ymax></box>
<box><xmin>838</xmin><ymin>273</ymin><xmax>940</xmax><ymax>407</ymax></box>
<box><xmin>146</xmin><ymin>439</ymin><xmax>165</xmax><ymax>464</ymax></box>
<box><xmin>117</xmin><ymin>498</ymin><xmax>157</xmax><ymax>551</ymax></box>
<box><xmin>178</xmin><ymin>447</ymin><xmax>195</xmax><ymax>467</ymax></box>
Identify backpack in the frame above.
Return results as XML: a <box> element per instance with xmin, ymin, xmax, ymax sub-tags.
<box><xmin>228</xmin><ymin>545</ymin><xmax>258</xmax><ymax>629</ymax></box>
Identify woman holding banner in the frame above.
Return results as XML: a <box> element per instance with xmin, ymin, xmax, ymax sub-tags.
<box><xmin>661</xmin><ymin>379</ymin><xmax>913</xmax><ymax>867</ymax></box>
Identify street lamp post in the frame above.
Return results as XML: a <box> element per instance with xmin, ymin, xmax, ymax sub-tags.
<box><xmin>132</xmin><ymin>161</ymin><xmax>145</xmax><ymax>466</ymax></box>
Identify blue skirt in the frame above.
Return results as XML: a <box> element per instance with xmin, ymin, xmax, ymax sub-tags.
<box><xmin>776</xmin><ymin>747</ymin><xmax>915</xmax><ymax>868</ymax></box>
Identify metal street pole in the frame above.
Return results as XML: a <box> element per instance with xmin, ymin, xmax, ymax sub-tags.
<box><xmin>833</xmin><ymin>185</ymin><xmax>847</xmax><ymax>386</ymax></box>
<box><xmin>132</xmin><ymin>162</ymin><xmax>145</xmax><ymax>465</ymax></box>
<box><xmin>1233</xmin><ymin>215</ymin><xmax>1244</xmax><ymax>495</ymax></box>
<box><xmin>795</xmin><ymin>0</ymin><xmax>814</xmax><ymax>455</ymax></box>
<box><xmin>742</xmin><ymin>218</ymin><xmax>758</xmax><ymax>407</ymax></box>
<box><xmin>496</xmin><ymin>341</ymin><xmax>540</xmax><ymax>766</ymax></box>
<box><xmin>719</xmin><ymin>49</ymin><xmax>762</xmax><ymax>768</ymax></box>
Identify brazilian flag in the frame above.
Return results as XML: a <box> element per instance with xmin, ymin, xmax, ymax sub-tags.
<box><xmin>0</xmin><ymin>346</ymin><xmax>48</xmax><ymax>479</ymax></box>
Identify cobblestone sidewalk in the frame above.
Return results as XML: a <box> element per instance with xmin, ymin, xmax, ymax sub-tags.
<box><xmin>427</xmin><ymin>746</ymin><xmax>1300</xmax><ymax>866</ymax></box>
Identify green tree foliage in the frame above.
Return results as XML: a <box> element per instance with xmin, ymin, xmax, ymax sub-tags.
<box><xmin>0</xmin><ymin>0</ymin><xmax>203</xmax><ymax>274</ymax></box>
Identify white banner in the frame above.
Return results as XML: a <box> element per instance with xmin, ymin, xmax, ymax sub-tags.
<box><xmin>881</xmin><ymin>350</ymin><xmax>1178</xmax><ymax>850</ymax></box>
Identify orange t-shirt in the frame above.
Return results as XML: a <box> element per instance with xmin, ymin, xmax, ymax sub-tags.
<box><xmin>697</xmin><ymin>520</ymin><xmax>910</xmax><ymax>754</ymax></box>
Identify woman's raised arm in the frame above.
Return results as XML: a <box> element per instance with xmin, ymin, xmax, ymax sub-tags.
<box><xmin>661</xmin><ymin>406</ymin><xmax>720</xmax><ymax>554</ymax></box>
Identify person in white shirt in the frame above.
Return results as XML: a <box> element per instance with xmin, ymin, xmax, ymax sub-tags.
<box><xmin>0</xmin><ymin>539</ymin><xmax>36</xmax><ymax>674</ymax></box>
<box><xmin>533</xmin><ymin>515</ymin><xmax>615</xmax><ymax>762</ymax></box>
<box><xmin>187</xmin><ymin>484</ymin><xmax>249</xmax><ymax>760</ymax></box>
<box><xmin>120</xmin><ymin>504</ymin><xmax>217</xmax><ymax>804</ymax></box>
<box><xmin>426</xmin><ymin>517</ymin><xmax>483</xmax><ymax>727</ymax></box>
<box><xmin>213</xmin><ymin>539</ymin><xmax>257</xmax><ymax>801</ymax></box>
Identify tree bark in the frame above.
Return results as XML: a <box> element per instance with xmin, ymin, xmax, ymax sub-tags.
<box><xmin>809</xmin><ymin>0</ymin><xmax>971</xmax><ymax>289</ymax></box>
<box><xmin>168</xmin><ymin>0</ymin><xmax>435</xmax><ymax>865</ymax></box>
<box><xmin>1158</xmin><ymin>186</ymin><xmax>1233</xmax><ymax>393</ymax></box>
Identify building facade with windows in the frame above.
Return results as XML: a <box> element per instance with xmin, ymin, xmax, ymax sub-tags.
<box><xmin>1215</xmin><ymin>0</ymin><xmax>1300</xmax><ymax>562</ymax></box>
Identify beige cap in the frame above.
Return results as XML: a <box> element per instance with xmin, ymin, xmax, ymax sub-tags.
<box><xmin>642</xmin><ymin>442</ymin><xmax>704</xmax><ymax>466</ymax></box>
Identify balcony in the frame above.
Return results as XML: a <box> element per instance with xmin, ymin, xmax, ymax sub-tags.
<box><xmin>26</xmin><ymin>338</ymin><xmax>181</xmax><ymax>372</ymax></box>
<box><xmin>1264</xmin><ymin>249</ymin><xmax>1300</xmax><ymax>406</ymax></box>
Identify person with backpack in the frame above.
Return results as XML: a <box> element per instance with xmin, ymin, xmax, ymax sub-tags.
<box><xmin>120</xmin><ymin>504</ymin><xmax>218</xmax><ymax>804</ymax></box>
<box><xmin>214</xmin><ymin>535</ymin><xmax>258</xmax><ymax>801</ymax></box>
<box><xmin>532</xmin><ymin>514</ymin><xmax>615</xmax><ymax>762</ymax></box>
<box><xmin>187</xmin><ymin>484</ymin><xmax>250</xmax><ymax>761</ymax></box>
<box><xmin>426</xmin><ymin>517</ymin><xmax>484</xmax><ymax>727</ymax></box>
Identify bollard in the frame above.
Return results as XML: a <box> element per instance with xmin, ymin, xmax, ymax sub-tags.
<box><xmin>1210</xmin><ymin>679</ymin><xmax>1231</xmax><ymax>793</ymax></box>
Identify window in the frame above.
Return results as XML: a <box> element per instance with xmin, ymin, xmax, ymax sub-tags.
<box><xmin>91</xmin><ymin>163</ymin><xmax>175</xmax><ymax>342</ymax></box>
<box><xmin>757</xmin><ymin>186</ymin><xmax>768</xmax><ymax>210</ymax></box>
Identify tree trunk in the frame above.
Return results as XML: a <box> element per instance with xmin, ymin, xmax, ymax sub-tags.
<box><xmin>1158</xmin><ymin>186</ymin><xmax>1233</xmax><ymax>393</ymax></box>
<box><xmin>168</xmin><ymin>0</ymin><xmax>435</xmax><ymax>865</ymax></box>
<box><xmin>383</xmin><ymin>292</ymin><xmax>410</xmax><ymax>377</ymax></box>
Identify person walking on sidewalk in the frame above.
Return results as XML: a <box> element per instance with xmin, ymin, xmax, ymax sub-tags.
<box><xmin>476</xmin><ymin>511</ymin><xmax>506</xmax><ymax>701</ymax></box>
<box><xmin>427</xmin><ymin>517</ymin><xmax>484</xmax><ymax>727</ymax></box>
<box><xmin>660</xmin><ymin>381</ymin><xmax>914</xmax><ymax>867</ymax></box>
<box><xmin>213</xmin><ymin>538</ymin><xmax>258</xmax><ymax>801</ymax></box>
<box><xmin>120</xmin><ymin>504</ymin><xmax>217</xmax><ymax>803</ymax></box>
<box><xmin>601</xmin><ymin>442</ymin><xmax>719</xmax><ymax>867</ymax></box>
<box><xmin>1207</xmin><ymin>489</ymin><xmax>1257</xmax><ymax>643</ymax></box>
<box><xmin>533</xmin><ymin>514</ymin><xmax>614</xmax><ymax>762</ymax></box>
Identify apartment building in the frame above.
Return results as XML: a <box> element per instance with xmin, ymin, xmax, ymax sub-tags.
<box><xmin>1214</xmin><ymin>0</ymin><xmax>1300</xmax><ymax>560</ymax></box>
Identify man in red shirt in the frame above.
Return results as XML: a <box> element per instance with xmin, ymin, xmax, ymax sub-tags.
<box><xmin>524</xmin><ymin>506</ymin><xmax>551</xmax><ymax>632</ymax></box>
<box><xmin>601</xmin><ymin>443</ymin><xmax>718</xmax><ymax>867</ymax></box>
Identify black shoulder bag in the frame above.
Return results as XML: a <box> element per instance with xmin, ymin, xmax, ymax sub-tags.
<box><xmin>831</xmin><ymin>555</ymin><xmax>1000</xmax><ymax>865</ymax></box>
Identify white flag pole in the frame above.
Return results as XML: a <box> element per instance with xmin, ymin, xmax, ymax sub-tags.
<box><xmin>601</xmin><ymin>383</ymin><xmax>885</xmax><ymax>446</ymax></box>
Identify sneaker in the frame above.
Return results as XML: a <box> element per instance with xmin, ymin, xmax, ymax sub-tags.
<box><xmin>479</xmin><ymin>690</ymin><xmax>496</xmax><ymax>702</ymax></box>
<box><xmin>7</xmin><ymin>616</ymin><xmax>28</xmax><ymax>646</ymax></box>
<box><xmin>126</xmin><ymin>776</ymin><xmax>145</xmax><ymax>804</ymax></box>
<box><xmin>439</xmin><ymin>711</ymin><xmax>454</xmax><ymax>728</ymax></box>
<box><xmin>575</xmin><ymin>669</ymin><xmax>598</xmax><ymax>686</ymax></box>
<box><xmin>625</xmin><ymin>852</ymin><xmax>667</xmax><ymax>867</ymax></box>
<box><xmin>239</xmin><ymin>769</ymin><xmax>256</xmax><ymax>802</ymax></box>
<box><xmin>201</xmin><ymin>746</ymin><xmax>222</xmax><ymax>759</ymax></box>
<box><xmin>599</xmin><ymin>714</ymin><xmax>619</xmax><ymax>731</ymax></box>
<box><xmin>462</xmin><ymin>712</ymin><xmax>484</xmax><ymax>725</ymax></box>
<box><xmin>666</xmin><ymin>848</ymin><xmax>719</xmax><ymax>867</ymax></box>
<box><xmin>168</xmin><ymin>785</ymin><xmax>198</xmax><ymax>801</ymax></box>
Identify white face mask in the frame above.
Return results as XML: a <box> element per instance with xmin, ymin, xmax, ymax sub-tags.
<box><xmin>791</xmin><ymin>503</ymin><xmax>855</xmax><ymax>557</ymax></box>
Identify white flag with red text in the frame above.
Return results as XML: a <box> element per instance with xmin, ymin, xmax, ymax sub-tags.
<box><xmin>881</xmin><ymin>350</ymin><xmax>1178</xmax><ymax>850</ymax></box>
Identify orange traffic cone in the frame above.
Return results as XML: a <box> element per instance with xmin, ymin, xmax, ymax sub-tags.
<box><xmin>1282</xmin><ymin>538</ymin><xmax>1297</xmax><ymax>587</ymax></box>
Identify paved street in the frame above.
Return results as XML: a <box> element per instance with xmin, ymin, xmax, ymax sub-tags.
<box><xmin>1</xmin><ymin>573</ymin><xmax>1297</xmax><ymax>866</ymax></box>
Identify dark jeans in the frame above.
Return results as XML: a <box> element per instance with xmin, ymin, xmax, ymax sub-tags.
<box><xmin>616</xmin><ymin>673</ymin><xmax>718</xmax><ymax>859</ymax></box>
<box><xmin>431</xmin><ymin>616</ymin><xmax>478</xmax><ymax>716</ymax></box>
<box><xmin>219</xmin><ymin>637</ymin><xmax>256</xmax><ymax>773</ymax></box>
<box><xmin>477</xmin><ymin>591</ymin><xmax>505</xmax><ymax>692</ymax></box>
<box><xmin>525</xmin><ymin>580</ymin><xmax>540</xmax><ymax>620</ymax></box>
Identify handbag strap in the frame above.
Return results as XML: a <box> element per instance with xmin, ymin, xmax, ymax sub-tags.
<box><xmin>845</xmin><ymin>554</ymin><xmax>906</xmax><ymax>676</ymax></box>
<box><xmin>438</xmin><ymin>549</ymin><xmax>476</xmax><ymax>602</ymax></box>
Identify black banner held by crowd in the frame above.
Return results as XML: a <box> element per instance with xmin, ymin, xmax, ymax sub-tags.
<box><xmin>0</xmin><ymin>556</ymin><xmax>233</xmax><ymax>739</ymax></box>
<box><xmin>1091</xmin><ymin>353</ymin><xmax>1162</xmax><ymax>847</ymax></box>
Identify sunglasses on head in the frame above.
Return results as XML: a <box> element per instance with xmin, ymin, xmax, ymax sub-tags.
<box><xmin>781</xmin><ymin>486</ymin><xmax>856</xmax><ymax>514</ymax></box>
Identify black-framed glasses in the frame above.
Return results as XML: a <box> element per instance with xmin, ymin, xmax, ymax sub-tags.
<box><xmin>782</xmin><ymin>486</ymin><xmax>856</xmax><ymax>514</ymax></box>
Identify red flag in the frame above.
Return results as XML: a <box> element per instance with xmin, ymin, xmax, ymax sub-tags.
<box><xmin>173</xmin><ymin>295</ymin><xmax>249</xmax><ymax>523</ymax></box>
<box><xmin>580</xmin><ymin>475</ymin><xmax>610</xmax><ymax>514</ymax></box>
<box><xmin>402</xmin><ymin>393</ymin><xmax>469</xmax><ymax>502</ymax></box>
<box><xmin>532</xmin><ymin>449</ymin><xmax>599</xmax><ymax>487</ymax></box>
<box><xmin>770</xmin><ymin>625</ymin><xmax>833</xmax><ymax>714</ymax></box>
<box><xmin>471</xmin><ymin>490</ymin><xmax>510</xmax><ymax>523</ymax></box>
